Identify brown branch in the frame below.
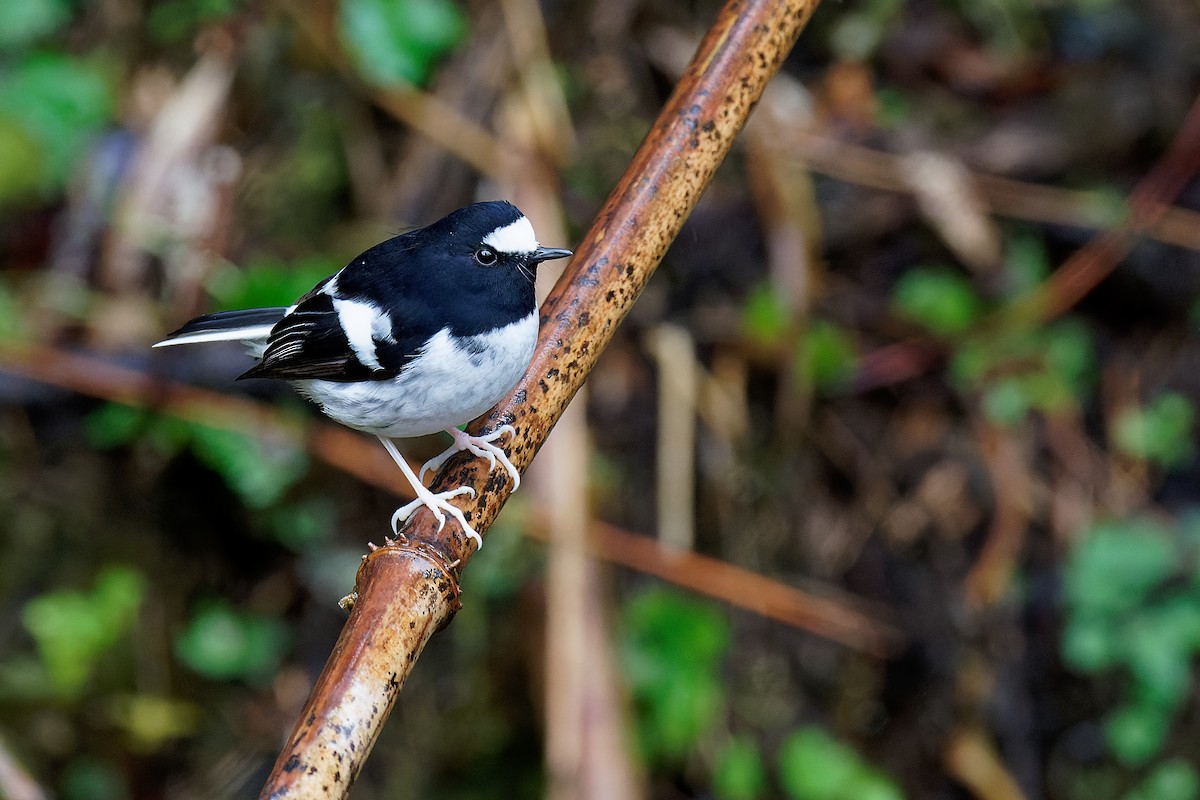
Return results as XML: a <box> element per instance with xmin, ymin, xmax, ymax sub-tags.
<box><xmin>260</xmin><ymin>0</ymin><xmax>822</xmax><ymax>794</ymax></box>
<box><xmin>854</xmin><ymin>92</ymin><xmax>1200</xmax><ymax>390</ymax></box>
<box><xmin>1017</xmin><ymin>92</ymin><xmax>1200</xmax><ymax>320</ymax></box>
<box><xmin>792</xmin><ymin>130</ymin><xmax>1200</xmax><ymax>252</ymax></box>
<box><xmin>0</xmin><ymin>338</ymin><xmax>899</xmax><ymax>651</ymax></box>
<box><xmin>585</xmin><ymin>521</ymin><xmax>901</xmax><ymax>657</ymax></box>
<box><xmin>0</xmin><ymin>340</ymin><xmax>415</xmax><ymax>497</ymax></box>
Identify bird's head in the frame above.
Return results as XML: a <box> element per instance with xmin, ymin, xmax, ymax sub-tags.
<box><xmin>436</xmin><ymin>201</ymin><xmax>573</xmax><ymax>284</ymax></box>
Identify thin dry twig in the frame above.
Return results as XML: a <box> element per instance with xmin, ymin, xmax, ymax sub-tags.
<box><xmin>0</xmin><ymin>338</ymin><xmax>898</xmax><ymax>651</ymax></box>
<box><xmin>260</xmin><ymin>0</ymin><xmax>823</xmax><ymax>793</ymax></box>
<box><xmin>854</xmin><ymin>93</ymin><xmax>1200</xmax><ymax>391</ymax></box>
<box><xmin>277</xmin><ymin>0</ymin><xmax>505</xmax><ymax>179</ymax></box>
<box><xmin>583</xmin><ymin>521</ymin><xmax>901</xmax><ymax>657</ymax></box>
<box><xmin>793</xmin><ymin>126</ymin><xmax>1200</xmax><ymax>253</ymax></box>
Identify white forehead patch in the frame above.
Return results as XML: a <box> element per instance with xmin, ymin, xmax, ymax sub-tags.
<box><xmin>482</xmin><ymin>215</ymin><xmax>538</xmax><ymax>255</ymax></box>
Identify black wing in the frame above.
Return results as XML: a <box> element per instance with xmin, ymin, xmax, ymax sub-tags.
<box><xmin>237</xmin><ymin>292</ymin><xmax>397</xmax><ymax>382</ymax></box>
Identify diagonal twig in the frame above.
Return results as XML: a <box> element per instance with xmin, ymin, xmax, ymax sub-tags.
<box><xmin>259</xmin><ymin>0</ymin><xmax>823</xmax><ymax>794</ymax></box>
<box><xmin>0</xmin><ymin>338</ymin><xmax>900</xmax><ymax>652</ymax></box>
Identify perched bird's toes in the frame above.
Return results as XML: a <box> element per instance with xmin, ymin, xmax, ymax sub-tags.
<box><xmin>418</xmin><ymin>449</ymin><xmax>456</xmax><ymax>483</ymax></box>
<box><xmin>389</xmin><ymin>487</ymin><xmax>482</xmax><ymax>550</ymax></box>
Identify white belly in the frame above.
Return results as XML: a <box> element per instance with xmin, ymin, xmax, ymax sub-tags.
<box><xmin>293</xmin><ymin>312</ymin><xmax>538</xmax><ymax>438</ymax></box>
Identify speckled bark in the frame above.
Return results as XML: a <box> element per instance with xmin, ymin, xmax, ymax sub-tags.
<box><xmin>260</xmin><ymin>0</ymin><xmax>819</xmax><ymax>795</ymax></box>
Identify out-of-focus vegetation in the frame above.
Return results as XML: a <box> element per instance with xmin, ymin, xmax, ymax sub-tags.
<box><xmin>0</xmin><ymin>0</ymin><xmax>1199</xmax><ymax>797</ymax></box>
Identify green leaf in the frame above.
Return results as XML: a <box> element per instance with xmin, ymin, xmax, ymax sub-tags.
<box><xmin>1043</xmin><ymin>319</ymin><xmax>1094</xmax><ymax>392</ymax></box>
<box><xmin>778</xmin><ymin>728</ymin><xmax>863</xmax><ymax>800</ymax></box>
<box><xmin>1105</xmin><ymin>703</ymin><xmax>1171</xmax><ymax>766</ymax></box>
<box><xmin>713</xmin><ymin>735</ymin><xmax>768</xmax><ymax>800</ymax></box>
<box><xmin>621</xmin><ymin>588</ymin><xmax>729</xmax><ymax>682</ymax></box>
<box><xmin>1002</xmin><ymin>233</ymin><xmax>1050</xmax><ymax>297</ymax></box>
<box><xmin>1062</xmin><ymin>518</ymin><xmax>1175</xmax><ymax>617</ymax></box>
<box><xmin>742</xmin><ymin>283</ymin><xmax>793</xmax><ymax>346</ymax></box>
<box><xmin>174</xmin><ymin>599</ymin><xmax>290</xmax><ymax>683</ymax></box>
<box><xmin>1128</xmin><ymin>759</ymin><xmax>1200</xmax><ymax>800</ymax></box>
<box><xmin>892</xmin><ymin>266</ymin><xmax>983</xmax><ymax>335</ymax></box>
<box><xmin>651</xmin><ymin>672</ymin><xmax>723</xmax><ymax>759</ymax></box>
<box><xmin>1061</xmin><ymin>614</ymin><xmax>1120</xmax><ymax>673</ymax></box>
<box><xmin>1114</xmin><ymin>393</ymin><xmax>1196</xmax><ymax>469</ymax></box>
<box><xmin>800</xmin><ymin>320</ymin><xmax>858</xmax><ymax>392</ymax></box>
<box><xmin>21</xmin><ymin>566</ymin><xmax>146</xmax><ymax>699</ymax></box>
<box><xmin>0</xmin><ymin>0</ymin><xmax>72</xmax><ymax>49</ymax></box>
<box><xmin>205</xmin><ymin>256</ymin><xmax>341</xmax><ymax>311</ymax></box>
<box><xmin>846</xmin><ymin>772</ymin><xmax>905</xmax><ymax>800</ymax></box>
<box><xmin>0</xmin><ymin>114</ymin><xmax>47</xmax><ymax>202</ymax></box>
<box><xmin>267</xmin><ymin>495</ymin><xmax>337</xmax><ymax>552</ymax></box>
<box><xmin>339</xmin><ymin>0</ymin><xmax>467</xmax><ymax>87</ymax></box>
<box><xmin>187</xmin><ymin>425</ymin><xmax>308</xmax><ymax>508</ymax></box>
<box><xmin>60</xmin><ymin>756</ymin><xmax>129</xmax><ymax>800</ymax></box>
<box><xmin>981</xmin><ymin>376</ymin><xmax>1032</xmax><ymax>427</ymax></box>
<box><xmin>86</xmin><ymin>403</ymin><xmax>151</xmax><ymax>449</ymax></box>
<box><xmin>107</xmin><ymin>693</ymin><xmax>202</xmax><ymax>751</ymax></box>
<box><xmin>619</xmin><ymin>588</ymin><xmax>730</xmax><ymax>763</ymax></box>
<box><xmin>0</xmin><ymin>271</ymin><xmax>31</xmax><ymax>338</ymax></box>
<box><xmin>146</xmin><ymin>0</ymin><xmax>239</xmax><ymax>43</ymax></box>
<box><xmin>1124</xmin><ymin>618</ymin><xmax>1191</xmax><ymax>707</ymax></box>
<box><xmin>0</xmin><ymin>52</ymin><xmax>113</xmax><ymax>190</ymax></box>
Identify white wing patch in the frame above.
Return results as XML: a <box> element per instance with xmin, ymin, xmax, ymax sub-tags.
<box><xmin>332</xmin><ymin>297</ymin><xmax>391</xmax><ymax>371</ymax></box>
<box><xmin>482</xmin><ymin>215</ymin><xmax>538</xmax><ymax>255</ymax></box>
<box><xmin>295</xmin><ymin>311</ymin><xmax>539</xmax><ymax>438</ymax></box>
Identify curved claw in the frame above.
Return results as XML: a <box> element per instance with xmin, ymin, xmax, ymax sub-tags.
<box><xmin>418</xmin><ymin>447</ymin><xmax>457</xmax><ymax>483</ymax></box>
<box><xmin>422</xmin><ymin>425</ymin><xmax>522</xmax><ymax>491</ymax></box>
<box><xmin>465</xmin><ymin>442</ymin><xmax>520</xmax><ymax>491</ymax></box>
<box><xmin>390</xmin><ymin>486</ymin><xmax>481</xmax><ymax>548</ymax></box>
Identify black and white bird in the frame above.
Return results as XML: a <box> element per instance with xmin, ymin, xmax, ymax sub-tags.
<box><xmin>154</xmin><ymin>201</ymin><xmax>572</xmax><ymax>549</ymax></box>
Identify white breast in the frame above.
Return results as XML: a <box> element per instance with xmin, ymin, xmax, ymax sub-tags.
<box><xmin>293</xmin><ymin>312</ymin><xmax>539</xmax><ymax>438</ymax></box>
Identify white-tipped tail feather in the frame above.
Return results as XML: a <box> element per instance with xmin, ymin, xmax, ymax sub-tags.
<box><xmin>152</xmin><ymin>324</ymin><xmax>276</xmax><ymax>347</ymax></box>
<box><xmin>153</xmin><ymin>307</ymin><xmax>289</xmax><ymax>349</ymax></box>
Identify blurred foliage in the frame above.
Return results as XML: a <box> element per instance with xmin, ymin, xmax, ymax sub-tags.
<box><xmin>1123</xmin><ymin>760</ymin><xmax>1200</xmax><ymax>800</ymax></box>
<box><xmin>86</xmin><ymin>403</ymin><xmax>308</xmax><ymax>508</ymax></box>
<box><xmin>339</xmin><ymin>0</ymin><xmax>467</xmax><ymax>87</ymax></box>
<box><xmin>107</xmin><ymin>693</ymin><xmax>203</xmax><ymax>752</ymax></box>
<box><xmin>892</xmin><ymin>266</ymin><xmax>984</xmax><ymax>336</ymax></box>
<box><xmin>60</xmin><ymin>756</ymin><xmax>129</xmax><ymax>800</ymax></box>
<box><xmin>830</xmin><ymin>0</ymin><xmax>1120</xmax><ymax>60</ymax></box>
<box><xmin>174</xmin><ymin>598</ymin><xmax>291</xmax><ymax>683</ymax></box>
<box><xmin>20</xmin><ymin>565</ymin><xmax>145</xmax><ymax>700</ymax></box>
<box><xmin>952</xmin><ymin>318</ymin><xmax>1096</xmax><ymax>425</ymax></box>
<box><xmin>620</xmin><ymin>588</ymin><xmax>903</xmax><ymax>799</ymax></box>
<box><xmin>713</xmin><ymin>734</ymin><xmax>769</xmax><ymax>800</ymax></box>
<box><xmin>778</xmin><ymin>728</ymin><xmax>904</xmax><ymax>800</ymax></box>
<box><xmin>146</xmin><ymin>0</ymin><xmax>240</xmax><ymax>43</ymax></box>
<box><xmin>620</xmin><ymin>587</ymin><xmax>729</xmax><ymax>763</ymax></box>
<box><xmin>0</xmin><ymin>0</ymin><xmax>72</xmax><ymax>49</ymax></box>
<box><xmin>743</xmin><ymin>282</ymin><xmax>794</xmax><ymax>346</ymax></box>
<box><xmin>742</xmin><ymin>284</ymin><xmax>859</xmax><ymax>394</ymax></box>
<box><xmin>1114</xmin><ymin>393</ymin><xmax>1196</xmax><ymax>469</ymax></box>
<box><xmin>238</xmin><ymin>104</ymin><xmax>352</xmax><ymax>248</ymax></box>
<box><xmin>206</xmin><ymin>255</ymin><xmax>342</xmax><ymax>311</ymax></box>
<box><xmin>1063</xmin><ymin>514</ymin><xmax>1200</xmax><ymax>765</ymax></box>
<box><xmin>0</xmin><ymin>52</ymin><xmax>114</xmax><ymax>200</ymax></box>
<box><xmin>800</xmin><ymin>320</ymin><xmax>859</xmax><ymax>393</ymax></box>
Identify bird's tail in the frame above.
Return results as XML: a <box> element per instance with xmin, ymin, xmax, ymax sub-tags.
<box><xmin>152</xmin><ymin>307</ymin><xmax>289</xmax><ymax>348</ymax></box>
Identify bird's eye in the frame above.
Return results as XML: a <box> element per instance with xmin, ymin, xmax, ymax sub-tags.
<box><xmin>474</xmin><ymin>246</ymin><xmax>498</xmax><ymax>266</ymax></box>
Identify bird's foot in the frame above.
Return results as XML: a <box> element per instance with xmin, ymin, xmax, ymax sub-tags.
<box><xmin>420</xmin><ymin>425</ymin><xmax>521</xmax><ymax>490</ymax></box>
<box><xmin>390</xmin><ymin>484</ymin><xmax>481</xmax><ymax>550</ymax></box>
